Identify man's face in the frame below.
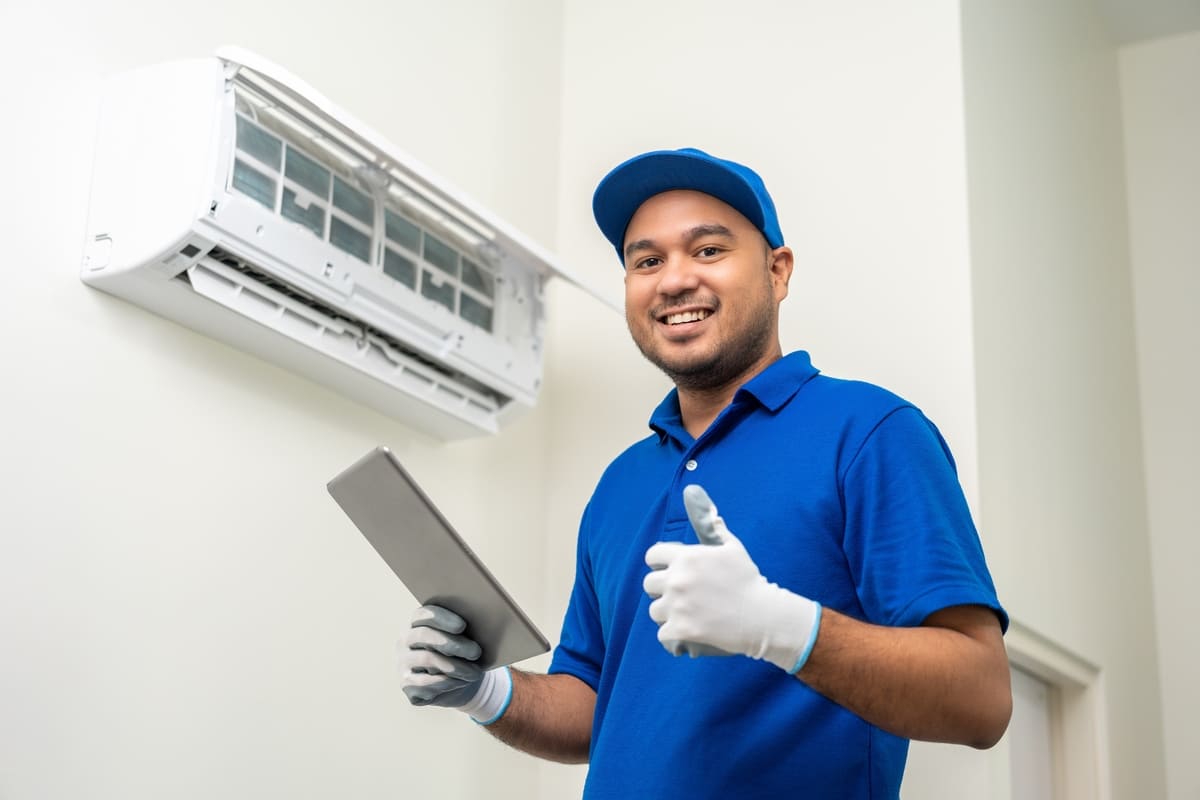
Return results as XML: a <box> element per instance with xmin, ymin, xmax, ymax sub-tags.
<box><xmin>622</xmin><ymin>189</ymin><xmax>792</xmax><ymax>392</ymax></box>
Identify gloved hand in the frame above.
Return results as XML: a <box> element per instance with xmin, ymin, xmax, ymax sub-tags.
<box><xmin>400</xmin><ymin>604</ymin><xmax>513</xmax><ymax>724</ymax></box>
<box><xmin>642</xmin><ymin>485</ymin><xmax>823</xmax><ymax>674</ymax></box>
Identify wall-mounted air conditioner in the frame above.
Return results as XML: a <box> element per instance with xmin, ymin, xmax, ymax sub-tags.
<box><xmin>81</xmin><ymin>47</ymin><xmax>608</xmax><ymax>439</ymax></box>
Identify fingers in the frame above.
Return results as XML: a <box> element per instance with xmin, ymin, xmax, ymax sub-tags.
<box><xmin>680</xmin><ymin>641</ymin><xmax>733</xmax><ymax>658</ymax></box>
<box><xmin>642</xmin><ymin>487</ymin><xmax>751</xmax><ymax>663</ymax></box>
<box><xmin>406</xmin><ymin>623</ymin><xmax>483</xmax><ymax>662</ymax></box>
<box><xmin>402</xmin><ymin>670</ymin><xmax>473</xmax><ymax>705</ymax></box>
<box><xmin>400</xmin><ymin>625</ymin><xmax>483</xmax><ymax>707</ymax></box>
<box><xmin>647</xmin><ymin>594</ymin><xmax>667</xmax><ymax>625</ymax></box>
<box><xmin>643</xmin><ymin>566</ymin><xmax>667</xmax><ymax>600</ymax></box>
<box><xmin>407</xmin><ymin>604</ymin><xmax>481</xmax><ymax>661</ymax></box>
<box><xmin>651</xmin><ymin>607</ymin><xmax>735</xmax><ymax>658</ymax></box>
<box><xmin>403</xmin><ymin>603</ymin><xmax>482</xmax><ymax>677</ymax></box>
<box><xmin>683</xmin><ymin>484</ymin><xmax>729</xmax><ymax>546</ymax></box>
<box><xmin>411</xmin><ymin>604</ymin><xmax>467</xmax><ymax>634</ymax></box>
<box><xmin>660</xmin><ymin>638</ymin><xmax>686</xmax><ymax>658</ymax></box>
<box><xmin>645</xmin><ymin>541</ymin><xmax>688</xmax><ymax>570</ymax></box>
<box><xmin>404</xmin><ymin>643</ymin><xmax>482</xmax><ymax>682</ymax></box>
<box><xmin>400</xmin><ymin>604</ymin><xmax>486</xmax><ymax>709</ymax></box>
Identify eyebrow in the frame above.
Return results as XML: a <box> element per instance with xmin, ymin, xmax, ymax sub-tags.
<box><xmin>623</xmin><ymin>224</ymin><xmax>738</xmax><ymax>260</ymax></box>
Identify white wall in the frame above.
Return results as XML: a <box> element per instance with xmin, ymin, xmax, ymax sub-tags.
<box><xmin>961</xmin><ymin>0</ymin><xmax>1167</xmax><ymax>796</ymax></box>
<box><xmin>1119</xmin><ymin>31</ymin><xmax>1200</xmax><ymax>800</ymax></box>
<box><xmin>0</xmin><ymin>2</ymin><xmax>568</xmax><ymax>798</ymax></box>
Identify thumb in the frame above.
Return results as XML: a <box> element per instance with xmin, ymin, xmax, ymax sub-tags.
<box><xmin>682</xmin><ymin>484</ymin><xmax>729</xmax><ymax>546</ymax></box>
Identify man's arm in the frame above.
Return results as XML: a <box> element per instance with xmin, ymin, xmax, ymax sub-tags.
<box><xmin>401</xmin><ymin>605</ymin><xmax>595</xmax><ymax>763</ymax></box>
<box><xmin>485</xmin><ymin>670</ymin><xmax>595</xmax><ymax>763</ymax></box>
<box><xmin>797</xmin><ymin>604</ymin><xmax>1010</xmax><ymax>748</ymax></box>
<box><xmin>645</xmin><ymin>485</ymin><xmax>1012</xmax><ymax>749</ymax></box>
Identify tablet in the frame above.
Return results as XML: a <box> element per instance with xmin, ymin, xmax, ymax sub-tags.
<box><xmin>327</xmin><ymin>446</ymin><xmax>550</xmax><ymax>670</ymax></box>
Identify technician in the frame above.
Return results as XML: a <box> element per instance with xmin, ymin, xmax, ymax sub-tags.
<box><xmin>400</xmin><ymin>148</ymin><xmax>1011</xmax><ymax>798</ymax></box>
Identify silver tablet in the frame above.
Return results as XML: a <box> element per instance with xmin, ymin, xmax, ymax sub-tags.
<box><xmin>327</xmin><ymin>446</ymin><xmax>550</xmax><ymax>670</ymax></box>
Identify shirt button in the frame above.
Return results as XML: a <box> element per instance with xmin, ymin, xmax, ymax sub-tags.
<box><xmin>685</xmin><ymin>459</ymin><xmax>698</xmax><ymax>471</ymax></box>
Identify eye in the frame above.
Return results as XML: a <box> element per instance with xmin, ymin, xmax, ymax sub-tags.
<box><xmin>632</xmin><ymin>256</ymin><xmax>662</xmax><ymax>270</ymax></box>
<box><xmin>696</xmin><ymin>245</ymin><xmax>723</xmax><ymax>259</ymax></box>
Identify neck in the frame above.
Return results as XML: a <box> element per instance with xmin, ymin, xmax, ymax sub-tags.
<box><xmin>676</xmin><ymin>350</ymin><xmax>782</xmax><ymax>439</ymax></box>
<box><xmin>677</xmin><ymin>386</ymin><xmax>738</xmax><ymax>439</ymax></box>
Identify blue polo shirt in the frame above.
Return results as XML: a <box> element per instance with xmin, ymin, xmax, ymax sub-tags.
<box><xmin>548</xmin><ymin>352</ymin><xmax>1006</xmax><ymax>799</ymax></box>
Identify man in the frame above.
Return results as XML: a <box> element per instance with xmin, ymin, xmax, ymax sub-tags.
<box><xmin>401</xmin><ymin>148</ymin><xmax>1011</xmax><ymax>798</ymax></box>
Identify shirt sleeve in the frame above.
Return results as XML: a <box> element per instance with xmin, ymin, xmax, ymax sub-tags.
<box><xmin>840</xmin><ymin>406</ymin><xmax>1008</xmax><ymax>632</ymax></box>
<box><xmin>547</xmin><ymin>502</ymin><xmax>605</xmax><ymax>690</ymax></box>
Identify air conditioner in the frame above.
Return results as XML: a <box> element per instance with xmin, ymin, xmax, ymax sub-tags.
<box><xmin>81</xmin><ymin>47</ymin><xmax>608</xmax><ymax>439</ymax></box>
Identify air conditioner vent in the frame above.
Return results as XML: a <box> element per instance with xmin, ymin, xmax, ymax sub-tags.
<box><xmin>183</xmin><ymin>248</ymin><xmax>508</xmax><ymax>414</ymax></box>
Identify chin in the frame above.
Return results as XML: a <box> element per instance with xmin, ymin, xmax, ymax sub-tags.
<box><xmin>646</xmin><ymin>345</ymin><xmax>717</xmax><ymax>376</ymax></box>
<box><xmin>657</xmin><ymin>356</ymin><xmax>731</xmax><ymax>390</ymax></box>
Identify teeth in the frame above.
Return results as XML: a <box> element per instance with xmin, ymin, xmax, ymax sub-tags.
<box><xmin>664</xmin><ymin>310</ymin><xmax>710</xmax><ymax>325</ymax></box>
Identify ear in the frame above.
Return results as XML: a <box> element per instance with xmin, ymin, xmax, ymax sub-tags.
<box><xmin>768</xmin><ymin>246</ymin><xmax>794</xmax><ymax>302</ymax></box>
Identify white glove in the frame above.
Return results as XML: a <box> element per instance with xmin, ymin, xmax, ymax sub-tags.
<box><xmin>400</xmin><ymin>604</ymin><xmax>513</xmax><ymax>724</ymax></box>
<box><xmin>642</xmin><ymin>485</ymin><xmax>822</xmax><ymax>674</ymax></box>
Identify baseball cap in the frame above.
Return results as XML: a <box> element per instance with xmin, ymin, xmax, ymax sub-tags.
<box><xmin>592</xmin><ymin>147</ymin><xmax>784</xmax><ymax>264</ymax></box>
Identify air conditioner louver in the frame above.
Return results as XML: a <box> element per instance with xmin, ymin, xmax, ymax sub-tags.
<box><xmin>186</xmin><ymin>249</ymin><xmax>506</xmax><ymax>417</ymax></box>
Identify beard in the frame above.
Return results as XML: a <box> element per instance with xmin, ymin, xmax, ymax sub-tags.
<box><xmin>631</xmin><ymin>290</ymin><xmax>777</xmax><ymax>393</ymax></box>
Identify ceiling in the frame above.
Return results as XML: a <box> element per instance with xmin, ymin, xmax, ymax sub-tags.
<box><xmin>1098</xmin><ymin>0</ymin><xmax>1200</xmax><ymax>44</ymax></box>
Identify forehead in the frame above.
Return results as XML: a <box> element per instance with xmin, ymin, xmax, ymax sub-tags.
<box><xmin>624</xmin><ymin>189</ymin><xmax>760</xmax><ymax>243</ymax></box>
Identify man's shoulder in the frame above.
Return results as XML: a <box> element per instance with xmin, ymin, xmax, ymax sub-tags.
<box><xmin>771</xmin><ymin>352</ymin><xmax>914</xmax><ymax>416</ymax></box>
<box><xmin>797</xmin><ymin>371</ymin><xmax>916</xmax><ymax>420</ymax></box>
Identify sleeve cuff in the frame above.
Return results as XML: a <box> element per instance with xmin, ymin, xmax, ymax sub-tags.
<box><xmin>464</xmin><ymin>666</ymin><xmax>513</xmax><ymax>726</ymax></box>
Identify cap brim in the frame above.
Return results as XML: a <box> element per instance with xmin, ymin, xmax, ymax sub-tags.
<box><xmin>592</xmin><ymin>150</ymin><xmax>767</xmax><ymax>259</ymax></box>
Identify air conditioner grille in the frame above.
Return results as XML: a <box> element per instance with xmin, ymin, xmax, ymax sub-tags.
<box><xmin>190</xmin><ymin>247</ymin><xmax>509</xmax><ymax>411</ymax></box>
<box><xmin>228</xmin><ymin>86</ymin><xmax>499</xmax><ymax>337</ymax></box>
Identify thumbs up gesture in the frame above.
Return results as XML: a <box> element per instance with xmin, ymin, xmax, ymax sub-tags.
<box><xmin>642</xmin><ymin>485</ymin><xmax>823</xmax><ymax>674</ymax></box>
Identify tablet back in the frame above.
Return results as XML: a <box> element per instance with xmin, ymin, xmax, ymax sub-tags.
<box><xmin>327</xmin><ymin>446</ymin><xmax>549</xmax><ymax>670</ymax></box>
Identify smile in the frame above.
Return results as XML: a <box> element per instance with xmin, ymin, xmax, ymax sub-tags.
<box><xmin>663</xmin><ymin>309</ymin><xmax>711</xmax><ymax>325</ymax></box>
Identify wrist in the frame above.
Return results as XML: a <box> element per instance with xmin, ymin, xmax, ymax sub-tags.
<box><xmin>459</xmin><ymin>666</ymin><xmax>513</xmax><ymax>725</ymax></box>
<box><xmin>758</xmin><ymin>583</ymin><xmax>823</xmax><ymax>674</ymax></box>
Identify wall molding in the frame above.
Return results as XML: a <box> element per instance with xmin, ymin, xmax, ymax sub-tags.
<box><xmin>1006</xmin><ymin>619</ymin><xmax>1111</xmax><ymax>800</ymax></box>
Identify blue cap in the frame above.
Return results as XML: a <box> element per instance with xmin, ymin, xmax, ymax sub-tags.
<box><xmin>592</xmin><ymin>147</ymin><xmax>784</xmax><ymax>263</ymax></box>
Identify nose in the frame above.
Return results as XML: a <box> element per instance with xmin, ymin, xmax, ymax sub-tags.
<box><xmin>655</xmin><ymin>252</ymin><xmax>701</xmax><ymax>297</ymax></box>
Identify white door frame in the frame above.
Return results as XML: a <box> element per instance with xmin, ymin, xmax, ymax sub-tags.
<box><xmin>1005</xmin><ymin>619</ymin><xmax>1111</xmax><ymax>800</ymax></box>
